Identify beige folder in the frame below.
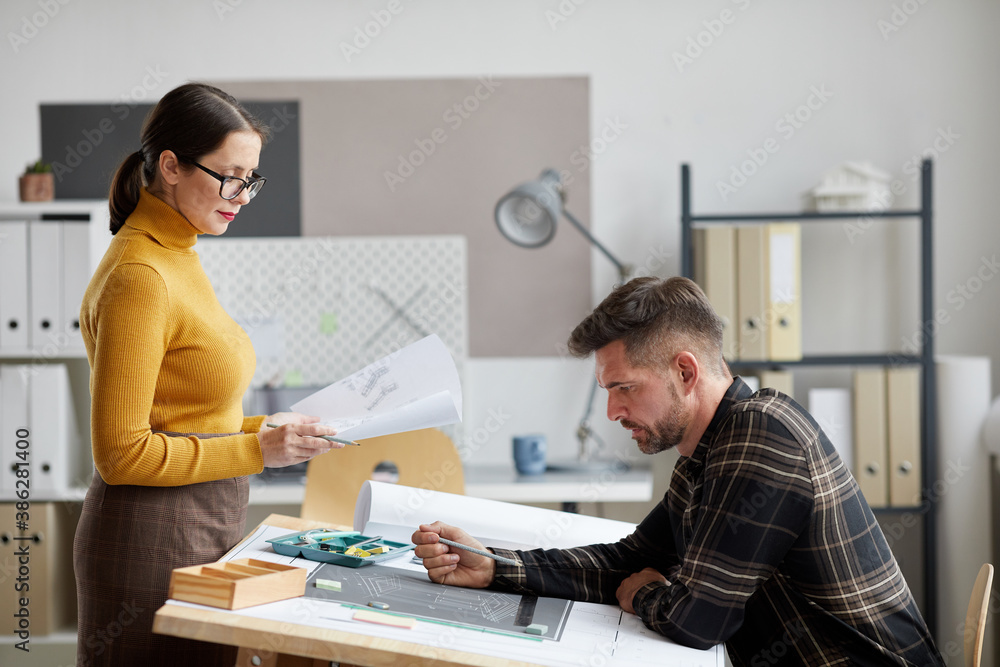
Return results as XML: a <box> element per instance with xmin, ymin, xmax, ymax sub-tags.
<box><xmin>765</xmin><ymin>223</ymin><xmax>802</xmax><ymax>361</ymax></box>
<box><xmin>1</xmin><ymin>503</ymin><xmax>78</xmax><ymax>636</ymax></box>
<box><xmin>0</xmin><ymin>502</ymin><xmax>19</xmax><ymax>636</ymax></box>
<box><xmin>693</xmin><ymin>226</ymin><xmax>738</xmax><ymax>360</ymax></box>
<box><xmin>887</xmin><ymin>367</ymin><xmax>921</xmax><ymax>507</ymax></box>
<box><xmin>759</xmin><ymin>370</ymin><xmax>794</xmax><ymax>398</ymax></box>
<box><xmin>854</xmin><ymin>369</ymin><xmax>889</xmax><ymax>507</ymax></box>
<box><xmin>736</xmin><ymin>226</ymin><xmax>767</xmax><ymax>360</ymax></box>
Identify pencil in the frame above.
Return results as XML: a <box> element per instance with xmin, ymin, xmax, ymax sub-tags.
<box><xmin>265</xmin><ymin>423</ymin><xmax>361</xmax><ymax>446</ymax></box>
<box><xmin>434</xmin><ymin>537</ymin><xmax>520</xmax><ymax>567</ymax></box>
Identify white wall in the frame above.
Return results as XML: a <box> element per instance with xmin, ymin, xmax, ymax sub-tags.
<box><xmin>4</xmin><ymin>0</ymin><xmax>999</xmax><ymax>489</ymax></box>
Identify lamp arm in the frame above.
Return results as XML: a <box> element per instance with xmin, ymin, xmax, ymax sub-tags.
<box><xmin>560</xmin><ymin>209</ymin><xmax>630</xmax><ymax>279</ymax></box>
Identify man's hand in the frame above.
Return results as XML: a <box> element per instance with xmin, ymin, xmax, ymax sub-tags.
<box><xmin>411</xmin><ymin>521</ymin><xmax>496</xmax><ymax>589</ymax></box>
<box><xmin>616</xmin><ymin>567</ymin><xmax>667</xmax><ymax>614</ymax></box>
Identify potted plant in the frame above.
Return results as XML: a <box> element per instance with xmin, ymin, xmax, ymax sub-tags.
<box><xmin>19</xmin><ymin>159</ymin><xmax>55</xmax><ymax>202</ymax></box>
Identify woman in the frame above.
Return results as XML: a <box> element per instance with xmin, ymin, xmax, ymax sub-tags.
<box><xmin>74</xmin><ymin>82</ymin><xmax>341</xmax><ymax>665</ymax></box>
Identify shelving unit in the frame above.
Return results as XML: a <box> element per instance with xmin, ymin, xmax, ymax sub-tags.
<box><xmin>679</xmin><ymin>159</ymin><xmax>937</xmax><ymax>636</ymax></box>
<box><xmin>0</xmin><ymin>200</ymin><xmax>111</xmax><ymax>659</ymax></box>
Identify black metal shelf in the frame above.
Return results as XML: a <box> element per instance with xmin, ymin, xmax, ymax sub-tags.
<box><xmin>727</xmin><ymin>354</ymin><xmax>922</xmax><ymax>370</ymax></box>
<box><xmin>872</xmin><ymin>505</ymin><xmax>930</xmax><ymax>515</ymax></box>
<box><xmin>680</xmin><ymin>159</ymin><xmax>937</xmax><ymax>636</ymax></box>
<box><xmin>689</xmin><ymin>210</ymin><xmax>922</xmax><ymax>223</ymax></box>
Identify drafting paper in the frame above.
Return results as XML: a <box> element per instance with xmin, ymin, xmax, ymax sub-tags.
<box><xmin>354</xmin><ymin>481</ymin><xmax>637</xmax><ymax>551</ymax></box>
<box><xmin>290</xmin><ymin>334</ymin><xmax>462</xmax><ymax>440</ymax></box>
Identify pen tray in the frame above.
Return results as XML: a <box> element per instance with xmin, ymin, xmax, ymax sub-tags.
<box><xmin>267</xmin><ymin>530</ymin><xmax>415</xmax><ymax>568</ymax></box>
<box><xmin>168</xmin><ymin>558</ymin><xmax>307</xmax><ymax>610</ymax></box>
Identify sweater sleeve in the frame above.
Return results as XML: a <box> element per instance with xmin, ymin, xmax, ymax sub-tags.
<box><xmin>242</xmin><ymin>415</ymin><xmax>267</xmax><ymax>434</ymax></box>
<box><xmin>89</xmin><ymin>263</ymin><xmax>264</xmax><ymax>486</ymax></box>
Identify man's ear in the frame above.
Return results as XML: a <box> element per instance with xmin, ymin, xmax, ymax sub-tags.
<box><xmin>158</xmin><ymin>150</ymin><xmax>182</xmax><ymax>186</ymax></box>
<box><xmin>674</xmin><ymin>351</ymin><xmax>700</xmax><ymax>394</ymax></box>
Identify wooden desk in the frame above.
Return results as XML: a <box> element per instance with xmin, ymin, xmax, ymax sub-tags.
<box><xmin>154</xmin><ymin>514</ymin><xmax>722</xmax><ymax>667</ymax></box>
<box><xmin>154</xmin><ymin>514</ymin><xmax>528</xmax><ymax>667</ymax></box>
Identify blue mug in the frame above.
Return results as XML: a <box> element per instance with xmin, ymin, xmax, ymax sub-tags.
<box><xmin>513</xmin><ymin>434</ymin><xmax>547</xmax><ymax>475</ymax></box>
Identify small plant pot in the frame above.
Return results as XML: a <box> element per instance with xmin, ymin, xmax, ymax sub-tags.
<box><xmin>19</xmin><ymin>173</ymin><xmax>54</xmax><ymax>202</ymax></box>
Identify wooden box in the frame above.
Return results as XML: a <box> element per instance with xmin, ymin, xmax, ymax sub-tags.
<box><xmin>168</xmin><ymin>558</ymin><xmax>307</xmax><ymax>610</ymax></box>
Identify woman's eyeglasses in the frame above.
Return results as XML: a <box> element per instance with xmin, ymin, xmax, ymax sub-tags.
<box><xmin>180</xmin><ymin>157</ymin><xmax>266</xmax><ymax>201</ymax></box>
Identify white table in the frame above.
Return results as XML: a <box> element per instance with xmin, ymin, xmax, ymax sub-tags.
<box><xmin>250</xmin><ymin>463</ymin><xmax>655</xmax><ymax>513</ymax></box>
<box><xmin>464</xmin><ymin>463</ymin><xmax>654</xmax><ymax>512</ymax></box>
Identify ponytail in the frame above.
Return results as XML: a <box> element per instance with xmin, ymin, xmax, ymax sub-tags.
<box><xmin>108</xmin><ymin>150</ymin><xmax>147</xmax><ymax>235</ymax></box>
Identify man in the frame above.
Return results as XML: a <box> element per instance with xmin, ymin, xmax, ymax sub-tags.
<box><xmin>413</xmin><ymin>276</ymin><xmax>944</xmax><ymax>666</ymax></box>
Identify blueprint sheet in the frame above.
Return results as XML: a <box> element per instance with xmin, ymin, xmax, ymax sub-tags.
<box><xmin>305</xmin><ymin>560</ymin><xmax>571</xmax><ymax>640</ymax></box>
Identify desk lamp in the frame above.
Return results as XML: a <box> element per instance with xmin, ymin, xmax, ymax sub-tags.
<box><xmin>494</xmin><ymin>169</ymin><xmax>632</xmax><ymax>467</ymax></box>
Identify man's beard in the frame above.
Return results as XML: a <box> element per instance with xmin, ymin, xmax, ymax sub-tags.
<box><xmin>621</xmin><ymin>386</ymin><xmax>690</xmax><ymax>455</ymax></box>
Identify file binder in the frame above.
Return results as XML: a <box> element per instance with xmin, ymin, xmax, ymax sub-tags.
<box><xmin>736</xmin><ymin>226</ymin><xmax>767</xmax><ymax>360</ymax></box>
<box><xmin>759</xmin><ymin>370</ymin><xmax>794</xmax><ymax>398</ymax></box>
<box><xmin>29</xmin><ymin>363</ymin><xmax>79</xmax><ymax>496</ymax></box>
<box><xmin>854</xmin><ymin>368</ymin><xmax>888</xmax><ymax>507</ymax></box>
<box><xmin>0</xmin><ymin>365</ymin><xmax>30</xmax><ymax>496</ymax></box>
<box><xmin>693</xmin><ymin>226</ymin><xmax>738</xmax><ymax>360</ymax></box>
<box><xmin>62</xmin><ymin>221</ymin><xmax>90</xmax><ymax>351</ymax></box>
<box><xmin>28</xmin><ymin>221</ymin><xmax>63</xmax><ymax>349</ymax></box>
<box><xmin>24</xmin><ymin>502</ymin><xmax>79</xmax><ymax>634</ymax></box>
<box><xmin>0</xmin><ymin>221</ymin><xmax>30</xmax><ymax>350</ymax></box>
<box><xmin>808</xmin><ymin>388</ymin><xmax>854</xmax><ymax>473</ymax></box>
<box><xmin>0</xmin><ymin>502</ymin><xmax>19</xmax><ymax>635</ymax></box>
<box><xmin>887</xmin><ymin>367</ymin><xmax>921</xmax><ymax>507</ymax></box>
<box><xmin>765</xmin><ymin>223</ymin><xmax>802</xmax><ymax>361</ymax></box>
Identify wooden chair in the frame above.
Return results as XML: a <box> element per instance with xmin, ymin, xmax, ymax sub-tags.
<box><xmin>300</xmin><ymin>427</ymin><xmax>465</xmax><ymax>527</ymax></box>
<box><xmin>965</xmin><ymin>563</ymin><xmax>995</xmax><ymax>667</ymax></box>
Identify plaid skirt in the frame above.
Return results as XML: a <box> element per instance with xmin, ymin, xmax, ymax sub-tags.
<box><xmin>74</xmin><ymin>436</ymin><xmax>249</xmax><ymax>666</ymax></box>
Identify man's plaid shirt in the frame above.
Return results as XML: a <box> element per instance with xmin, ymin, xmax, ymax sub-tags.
<box><xmin>490</xmin><ymin>378</ymin><xmax>944</xmax><ymax>666</ymax></box>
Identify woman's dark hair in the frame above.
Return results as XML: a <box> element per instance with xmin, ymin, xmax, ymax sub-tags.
<box><xmin>108</xmin><ymin>82</ymin><xmax>270</xmax><ymax>234</ymax></box>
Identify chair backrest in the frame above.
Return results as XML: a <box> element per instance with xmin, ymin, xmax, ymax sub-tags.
<box><xmin>301</xmin><ymin>428</ymin><xmax>465</xmax><ymax>527</ymax></box>
<box><xmin>965</xmin><ymin>563</ymin><xmax>995</xmax><ymax>667</ymax></box>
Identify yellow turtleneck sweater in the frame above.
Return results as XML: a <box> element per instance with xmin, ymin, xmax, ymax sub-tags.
<box><xmin>81</xmin><ymin>189</ymin><xmax>265</xmax><ymax>486</ymax></box>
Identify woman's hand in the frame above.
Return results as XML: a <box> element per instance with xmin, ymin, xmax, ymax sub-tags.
<box><xmin>257</xmin><ymin>413</ymin><xmax>342</xmax><ymax>468</ymax></box>
<box><xmin>411</xmin><ymin>521</ymin><xmax>496</xmax><ymax>588</ymax></box>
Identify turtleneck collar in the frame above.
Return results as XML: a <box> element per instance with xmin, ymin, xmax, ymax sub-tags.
<box><xmin>123</xmin><ymin>188</ymin><xmax>200</xmax><ymax>252</ymax></box>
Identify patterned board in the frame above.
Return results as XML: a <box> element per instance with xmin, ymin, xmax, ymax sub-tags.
<box><xmin>196</xmin><ymin>235</ymin><xmax>468</xmax><ymax>436</ymax></box>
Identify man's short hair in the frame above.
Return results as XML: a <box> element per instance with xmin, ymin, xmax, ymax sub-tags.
<box><xmin>567</xmin><ymin>276</ymin><xmax>729</xmax><ymax>377</ymax></box>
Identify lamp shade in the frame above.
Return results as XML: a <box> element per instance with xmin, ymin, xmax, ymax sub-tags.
<box><xmin>494</xmin><ymin>169</ymin><xmax>564</xmax><ymax>248</ymax></box>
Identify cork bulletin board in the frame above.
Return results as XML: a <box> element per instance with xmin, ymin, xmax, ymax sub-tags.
<box><xmin>213</xmin><ymin>77</ymin><xmax>592</xmax><ymax>357</ymax></box>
